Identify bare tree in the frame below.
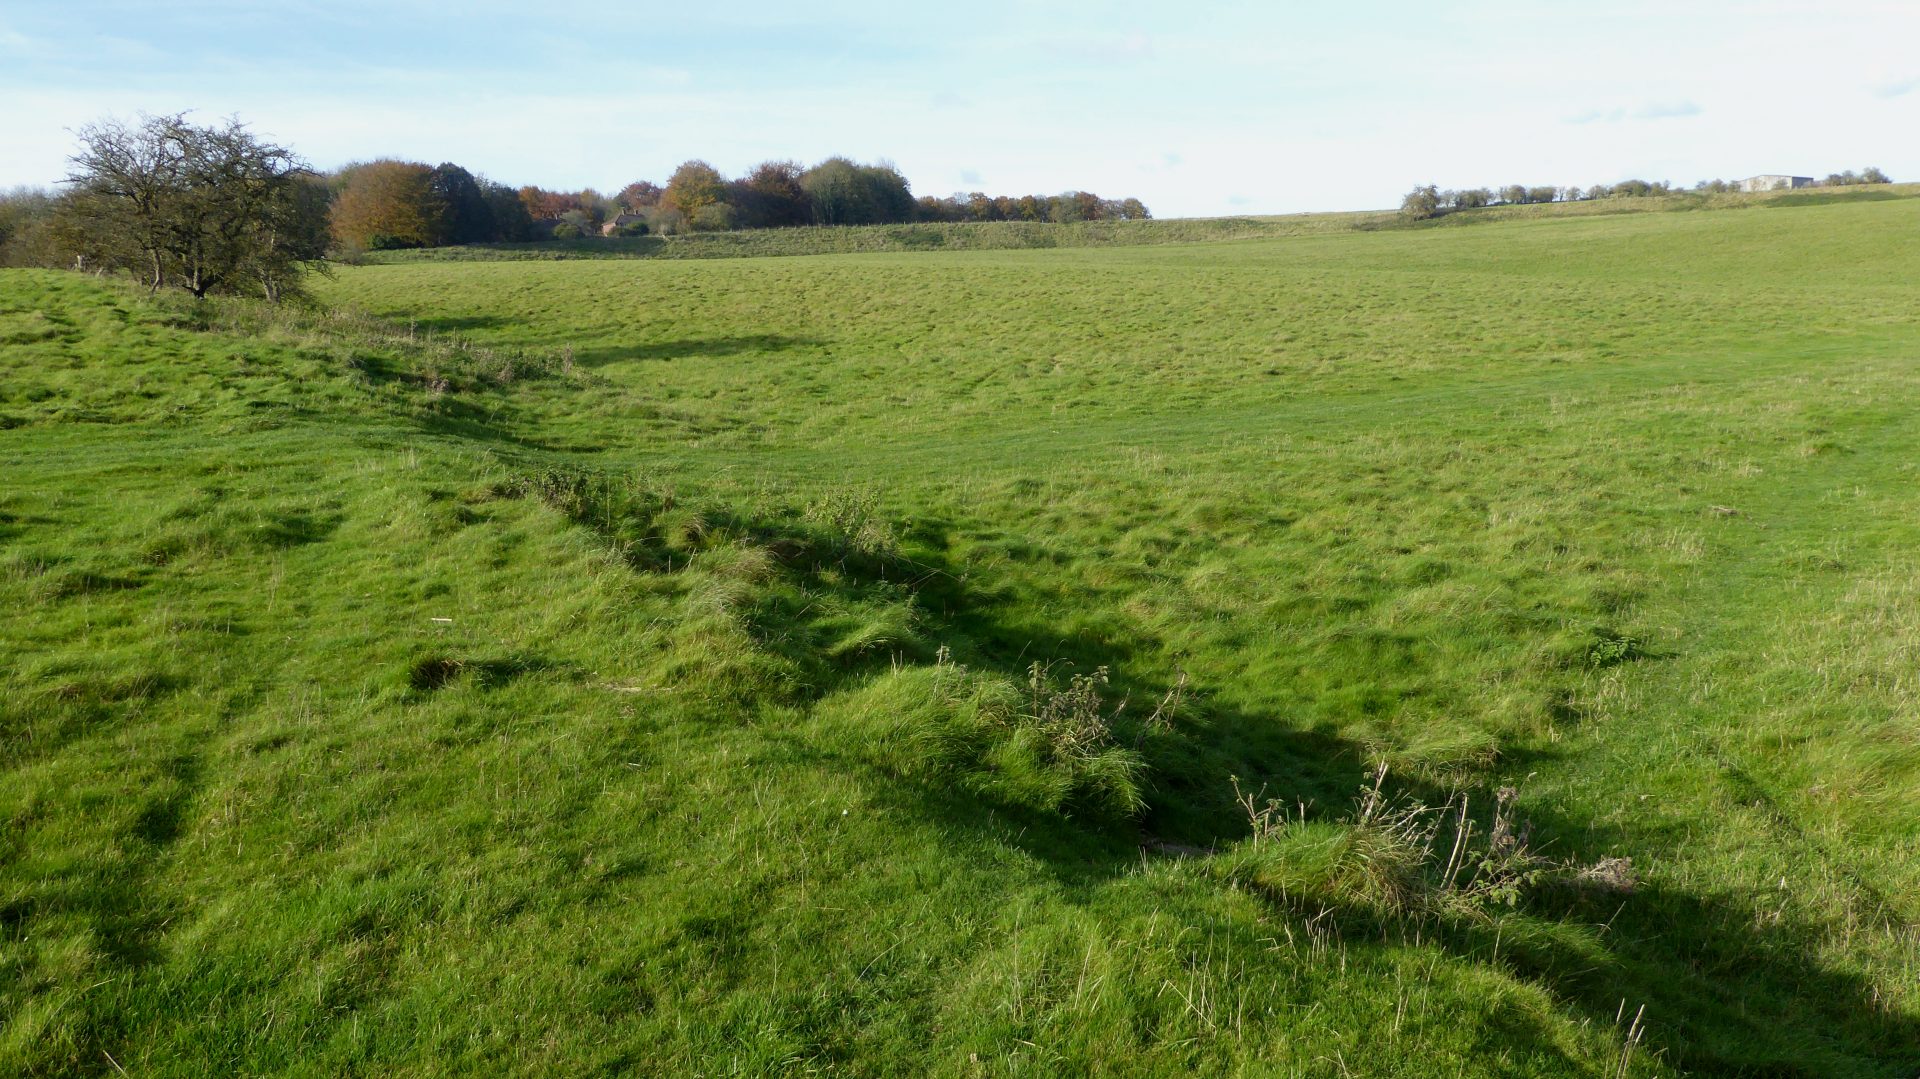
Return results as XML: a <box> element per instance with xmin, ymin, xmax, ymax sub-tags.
<box><xmin>59</xmin><ymin>113</ymin><xmax>327</xmax><ymax>300</ymax></box>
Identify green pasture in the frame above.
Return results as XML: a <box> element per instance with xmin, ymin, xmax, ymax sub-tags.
<box><xmin>3</xmin><ymin>193</ymin><xmax>1918</xmax><ymax>1075</ymax></box>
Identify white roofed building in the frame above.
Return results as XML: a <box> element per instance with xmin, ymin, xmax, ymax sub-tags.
<box><xmin>1739</xmin><ymin>175</ymin><xmax>1814</xmax><ymax>192</ymax></box>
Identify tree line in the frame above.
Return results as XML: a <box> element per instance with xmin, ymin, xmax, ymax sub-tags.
<box><xmin>326</xmin><ymin>155</ymin><xmax>1150</xmax><ymax>248</ymax></box>
<box><xmin>913</xmin><ymin>190</ymin><xmax>1149</xmax><ymax>225</ymax></box>
<box><xmin>0</xmin><ymin>114</ymin><xmax>1155</xmax><ymax>293</ymax></box>
<box><xmin>6</xmin><ymin>112</ymin><xmax>1898</xmax><ymax>297</ymax></box>
<box><xmin>1401</xmin><ymin>167</ymin><xmax>1893</xmax><ymax>219</ymax></box>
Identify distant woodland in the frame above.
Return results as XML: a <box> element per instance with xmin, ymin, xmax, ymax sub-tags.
<box><xmin>0</xmin><ymin>114</ymin><xmax>1153</xmax><ymax>279</ymax></box>
<box><xmin>324</xmin><ymin>156</ymin><xmax>1151</xmax><ymax>249</ymax></box>
<box><xmin>0</xmin><ymin>113</ymin><xmax>1899</xmax><ymax>296</ymax></box>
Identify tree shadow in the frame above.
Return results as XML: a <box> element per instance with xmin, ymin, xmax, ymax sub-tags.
<box><xmin>488</xmin><ymin>464</ymin><xmax>1919</xmax><ymax>1074</ymax></box>
<box><xmin>562</xmin><ymin>334</ymin><xmax>822</xmax><ymax>368</ymax></box>
<box><xmin>693</xmin><ymin>502</ymin><xmax>1385</xmax><ymax>850</ymax></box>
<box><xmin>1522</xmin><ymin>879</ymin><xmax>1920</xmax><ymax>1075</ymax></box>
<box><xmin>752</xmin><ymin>512</ymin><xmax>1920</xmax><ymax>1075</ymax></box>
<box><xmin>0</xmin><ymin>508</ymin><xmax>56</xmax><ymax>543</ymax></box>
<box><xmin>2</xmin><ymin>744</ymin><xmax>201</xmax><ymax>982</ymax></box>
<box><xmin>403</xmin><ymin>652</ymin><xmax>561</xmax><ymax>693</ymax></box>
<box><xmin>252</xmin><ymin>508</ymin><xmax>344</xmax><ymax>550</ymax></box>
<box><xmin>407</xmin><ymin>314</ymin><xmax>521</xmax><ymax>334</ymax></box>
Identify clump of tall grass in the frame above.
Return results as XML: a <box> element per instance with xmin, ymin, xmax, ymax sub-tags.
<box><xmin>1219</xmin><ymin>766</ymin><xmax>1633</xmax><ymax>922</ymax></box>
<box><xmin>819</xmin><ymin>650</ymin><xmax>1147</xmax><ymax>818</ymax></box>
<box><xmin>803</xmin><ymin>487</ymin><xmax>899</xmax><ymax>562</ymax></box>
<box><xmin>1008</xmin><ymin>660</ymin><xmax>1148</xmax><ymax>815</ymax></box>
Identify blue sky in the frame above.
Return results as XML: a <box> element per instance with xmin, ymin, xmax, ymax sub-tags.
<box><xmin>2</xmin><ymin>1</ymin><xmax>1915</xmax><ymax>216</ymax></box>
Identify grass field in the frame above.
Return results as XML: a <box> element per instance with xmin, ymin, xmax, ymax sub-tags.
<box><xmin>350</xmin><ymin>212</ymin><xmax>1394</xmax><ymax>263</ymax></box>
<box><xmin>351</xmin><ymin>182</ymin><xmax>1920</xmax><ymax>264</ymax></box>
<box><xmin>4</xmin><ymin>193</ymin><xmax>1920</xmax><ymax>1076</ymax></box>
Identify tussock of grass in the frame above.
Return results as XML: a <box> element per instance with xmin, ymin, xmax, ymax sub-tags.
<box><xmin>1219</xmin><ymin>769</ymin><xmax>1634</xmax><ymax>924</ymax></box>
<box><xmin>816</xmin><ymin>657</ymin><xmax>1146</xmax><ymax>818</ymax></box>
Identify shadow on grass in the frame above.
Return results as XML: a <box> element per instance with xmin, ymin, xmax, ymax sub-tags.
<box><xmin>748</xmin><ymin>513</ymin><xmax>1920</xmax><ymax>1075</ymax></box>
<box><xmin>329</xmin><ymin>331</ymin><xmax>816</xmax><ymax>455</ymax></box>
<box><xmin>1</xmin><ymin>743</ymin><xmax>202</xmax><ymax>985</ymax></box>
<box><xmin>562</xmin><ymin>335</ymin><xmax>822</xmax><ymax>368</ymax></box>
<box><xmin>403</xmin><ymin>652</ymin><xmax>560</xmax><ymax>693</ymax></box>
<box><xmin>407</xmin><ymin>314</ymin><xmax>522</xmax><ymax>334</ymax></box>
<box><xmin>0</xmin><ymin>508</ymin><xmax>52</xmax><ymax>543</ymax></box>
<box><xmin>468</xmin><ymin>459</ymin><xmax>1920</xmax><ymax>1074</ymax></box>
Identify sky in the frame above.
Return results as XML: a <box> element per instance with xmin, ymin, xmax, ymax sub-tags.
<box><xmin>2</xmin><ymin>1</ymin><xmax>1916</xmax><ymax>217</ymax></box>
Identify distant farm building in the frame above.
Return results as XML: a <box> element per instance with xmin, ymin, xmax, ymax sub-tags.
<box><xmin>1739</xmin><ymin>175</ymin><xmax>1814</xmax><ymax>193</ymax></box>
<box><xmin>601</xmin><ymin>213</ymin><xmax>647</xmax><ymax>237</ymax></box>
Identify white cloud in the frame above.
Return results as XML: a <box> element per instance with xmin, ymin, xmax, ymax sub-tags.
<box><xmin>1633</xmin><ymin>100</ymin><xmax>1703</xmax><ymax>120</ymax></box>
<box><xmin>2</xmin><ymin>2</ymin><xmax>1917</xmax><ymax>215</ymax></box>
<box><xmin>1039</xmin><ymin>31</ymin><xmax>1153</xmax><ymax>64</ymax></box>
<box><xmin>1569</xmin><ymin>101</ymin><xmax>1703</xmax><ymax>125</ymax></box>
